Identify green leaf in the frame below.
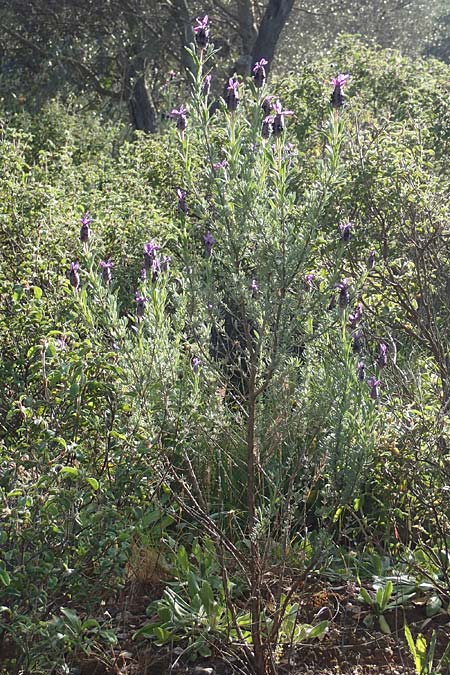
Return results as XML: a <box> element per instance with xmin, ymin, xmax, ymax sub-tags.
<box><xmin>199</xmin><ymin>580</ymin><xmax>215</xmax><ymax>615</ymax></box>
<box><xmin>411</xmin><ymin>633</ymin><xmax>428</xmax><ymax>674</ymax></box>
<box><xmin>378</xmin><ymin>615</ymin><xmax>391</xmax><ymax>634</ymax></box>
<box><xmin>307</xmin><ymin>620</ymin><xmax>328</xmax><ymax>639</ymax></box>
<box><xmin>60</xmin><ymin>467</ymin><xmax>79</xmax><ymax>478</ymax></box>
<box><xmin>358</xmin><ymin>587</ymin><xmax>373</xmax><ymax>607</ymax></box>
<box><xmin>33</xmin><ymin>286</ymin><xmax>43</xmax><ymax>300</ymax></box>
<box><xmin>60</xmin><ymin>607</ymin><xmax>82</xmax><ymax>633</ymax></box>
<box><xmin>425</xmin><ymin>595</ymin><xmax>442</xmax><ymax>617</ymax></box>
<box><xmin>196</xmin><ymin>642</ymin><xmax>212</xmax><ymax>657</ymax></box>
<box><xmin>86</xmin><ymin>477</ymin><xmax>99</xmax><ymax>491</ymax></box>
<box><xmin>0</xmin><ymin>569</ymin><xmax>11</xmax><ymax>587</ymax></box>
<box><xmin>381</xmin><ymin>580</ymin><xmax>393</xmax><ymax>610</ymax></box>
<box><xmin>404</xmin><ymin>623</ymin><xmax>417</xmax><ymax>660</ymax></box>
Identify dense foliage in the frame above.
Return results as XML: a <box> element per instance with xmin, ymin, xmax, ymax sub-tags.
<box><xmin>0</xmin><ymin>36</ymin><xmax>450</xmax><ymax>674</ymax></box>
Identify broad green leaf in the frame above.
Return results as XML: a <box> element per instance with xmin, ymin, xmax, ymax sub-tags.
<box><xmin>60</xmin><ymin>467</ymin><xmax>79</xmax><ymax>478</ymax></box>
<box><xmin>378</xmin><ymin>615</ymin><xmax>391</xmax><ymax>634</ymax></box>
<box><xmin>307</xmin><ymin>620</ymin><xmax>329</xmax><ymax>639</ymax></box>
<box><xmin>86</xmin><ymin>477</ymin><xmax>99</xmax><ymax>491</ymax></box>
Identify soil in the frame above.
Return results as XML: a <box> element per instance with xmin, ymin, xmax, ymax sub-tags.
<box><xmin>3</xmin><ymin>578</ymin><xmax>449</xmax><ymax>674</ymax></box>
<box><xmin>76</xmin><ymin>578</ymin><xmax>450</xmax><ymax>675</ymax></box>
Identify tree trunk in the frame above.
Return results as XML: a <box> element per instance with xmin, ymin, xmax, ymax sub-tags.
<box><xmin>251</xmin><ymin>0</ymin><xmax>295</xmax><ymax>75</ymax></box>
<box><xmin>128</xmin><ymin>72</ymin><xmax>157</xmax><ymax>133</ymax></box>
<box><xmin>229</xmin><ymin>0</ymin><xmax>295</xmax><ymax>80</ymax></box>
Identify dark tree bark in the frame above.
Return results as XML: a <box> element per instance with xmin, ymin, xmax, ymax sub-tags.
<box><xmin>127</xmin><ymin>70</ymin><xmax>158</xmax><ymax>133</ymax></box>
<box><xmin>230</xmin><ymin>0</ymin><xmax>295</xmax><ymax>78</ymax></box>
<box><xmin>251</xmin><ymin>0</ymin><xmax>296</xmax><ymax>75</ymax></box>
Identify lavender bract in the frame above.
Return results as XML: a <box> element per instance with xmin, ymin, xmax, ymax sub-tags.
<box><xmin>262</xmin><ymin>116</ymin><xmax>272</xmax><ymax>139</ymax></box>
<box><xmin>161</xmin><ymin>255</ymin><xmax>171</xmax><ymax>273</ymax></box>
<box><xmin>272</xmin><ymin>100</ymin><xmax>293</xmax><ymax>137</ymax></box>
<box><xmin>367</xmin><ymin>376</ymin><xmax>380</xmax><ymax>400</ymax></box>
<box><xmin>144</xmin><ymin>240</ymin><xmax>161</xmax><ymax>270</ymax></box>
<box><xmin>99</xmin><ymin>259</ymin><xmax>113</xmax><ymax>285</ymax></box>
<box><xmin>339</xmin><ymin>221</ymin><xmax>353</xmax><ymax>242</ymax></box>
<box><xmin>304</xmin><ymin>273</ymin><xmax>316</xmax><ymax>291</ymax></box>
<box><xmin>202</xmin><ymin>74</ymin><xmax>212</xmax><ymax>96</ymax></box>
<box><xmin>261</xmin><ymin>95</ymin><xmax>275</xmax><ymax>117</ymax></box>
<box><xmin>331</xmin><ymin>73</ymin><xmax>349</xmax><ymax>109</ymax></box>
<box><xmin>176</xmin><ymin>188</ymin><xmax>188</xmax><ymax>213</ymax></box>
<box><xmin>192</xmin><ymin>356</ymin><xmax>202</xmax><ymax>372</ymax></box>
<box><xmin>225</xmin><ymin>78</ymin><xmax>239</xmax><ymax>112</ymax></box>
<box><xmin>170</xmin><ymin>105</ymin><xmax>188</xmax><ymax>133</ymax></box>
<box><xmin>349</xmin><ymin>302</ymin><xmax>363</xmax><ymax>328</ymax></box>
<box><xmin>336</xmin><ymin>279</ymin><xmax>350</xmax><ymax>308</ymax></box>
<box><xmin>377</xmin><ymin>342</ymin><xmax>388</xmax><ymax>368</ymax></box>
<box><xmin>194</xmin><ymin>15</ymin><xmax>209</xmax><ymax>49</ymax></box>
<box><xmin>135</xmin><ymin>292</ymin><xmax>148</xmax><ymax>319</ymax></box>
<box><xmin>252</xmin><ymin>58</ymin><xmax>268</xmax><ymax>88</ymax></box>
<box><xmin>250</xmin><ymin>279</ymin><xmax>258</xmax><ymax>297</ymax></box>
<box><xmin>151</xmin><ymin>257</ymin><xmax>161</xmax><ymax>282</ymax></box>
<box><xmin>357</xmin><ymin>361</ymin><xmax>365</xmax><ymax>381</ymax></box>
<box><xmin>204</xmin><ymin>231</ymin><xmax>215</xmax><ymax>257</ymax></box>
<box><xmin>352</xmin><ymin>330</ymin><xmax>363</xmax><ymax>354</ymax></box>
<box><xmin>80</xmin><ymin>211</ymin><xmax>92</xmax><ymax>244</ymax></box>
<box><xmin>69</xmin><ymin>261</ymin><xmax>80</xmax><ymax>290</ymax></box>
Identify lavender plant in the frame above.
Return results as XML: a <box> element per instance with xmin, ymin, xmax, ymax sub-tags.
<box><xmin>136</xmin><ymin>20</ymin><xmax>383</xmax><ymax>674</ymax></box>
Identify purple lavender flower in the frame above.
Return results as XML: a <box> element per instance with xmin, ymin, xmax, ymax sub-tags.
<box><xmin>377</xmin><ymin>342</ymin><xmax>388</xmax><ymax>368</ymax></box>
<box><xmin>272</xmin><ymin>100</ymin><xmax>293</xmax><ymax>137</ymax></box>
<box><xmin>69</xmin><ymin>262</ymin><xmax>80</xmax><ymax>290</ymax></box>
<box><xmin>213</xmin><ymin>159</ymin><xmax>228</xmax><ymax>172</ymax></box>
<box><xmin>352</xmin><ymin>330</ymin><xmax>363</xmax><ymax>354</ymax></box>
<box><xmin>335</xmin><ymin>278</ymin><xmax>350</xmax><ymax>308</ymax></box>
<box><xmin>367</xmin><ymin>376</ymin><xmax>380</xmax><ymax>400</ymax></box>
<box><xmin>348</xmin><ymin>302</ymin><xmax>363</xmax><ymax>329</ymax></box>
<box><xmin>176</xmin><ymin>188</ymin><xmax>188</xmax><ymax>213</ymax></box>
<box><xmin>99</xmin><ymin>259</ymin><xmax>113</xmax><ymax>285</ymax></box>
<box><xmin>368</xmin><ymin>250</ymin><xmax>376</xmax><ymax>270</ymax></box>
<box><xmin>55</xmin><ymin>335</ymin><xmax>68</xmax><ymax>351</ymax></box>
<box><xmin>262</xmin><ymin>116</ymin><xmax>272</xmax><ymax>139</ymax></box>
<box><xmin>250</xmin><ymin>278</ymin><xmax>258</xmax><ymax>297</ymax></box>
<box><xmin>170</xmin><ymin>105</ymin><xmax>188</xmax><ymax>133</ymax></box>
<box><xmin>331</xmin><ymin>73</ymin><xmax>349</xmax><ymax>109</ymax></box>
<box><xmin>357</xmin><ymin>361</ymin><xmax>365</xmax><ymax>381</ymax></box>
<box><xmin>144</xmin><ymin>240</ymin><xmax>161</xmax><ymax>270</ymax></box>
<box><xmin>135</xmin><ymin>292</ymin><xmax>148</xmax><ymax>319</ymax></box>
<box><xmin>204</xmin><ymin>231</ymin><xmax>215</xmax><ymax>257</ymax></box>
<box><xmin>192</xmin><ymin>356</ymin><xmax>202</xmax><ymax>372</ymax></box>
<box><xmin>304</xmin><ymin>273</ymin><xmax>316</xmax><ymax>291</ymax></box>
<box><xmin>339</xmin><ymin>221</ymin><xmax>353</xmax><ymax>243</ymax></box>
<box><xmin>80</xmin><ymin>211</ymin><xmax>92</xmax><ymax>244</ymax></box>
<box><xmin>140</xmin><ymin>267</ymin><xmax>147</xmax><ymax>281</ymax></box>
<box><xmin>202</xmin><ymin>74</ymin><xmax>212</xmax><ymax>96</ymax></box>
<box><xmin>261</xmin><ymin>95</ymin><xmax>276</xmax><ymax>117</ymax></box>
<box><xmin>161</xmin><ymin>255</ymin><xmax>171</xmax><ymax>273</ymax></box>
<box><xmin>151</xmin><ymin>256</ymin><xmax>161</xmax><ymax>282</ymax></box>
<box><xmin>225</xmin><ymin>78</ymin><xmax>239</xmax><ymax>112</ymax></box>
<box><xmin>194</xmin><ymin>15</ymin><xmax>209</xmax><ymax>50</ymax></box>
<box><xmin>253</xmin><ymin>58</ymin><xmax>268</xmax><ymax>88</ymax></box>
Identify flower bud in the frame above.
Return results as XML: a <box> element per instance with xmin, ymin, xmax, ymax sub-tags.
<box><xmin>225</xmin><ymin>78</ymin><xmax>239</xmax><ymax>112</ymax></box>
<box><xmin>252</xmin><ymin>59</ymin><xmax>268</xmax><ymax>88</ymax></box>
<box><xmin>69</xmin><ymin>262</ymin><xmax>80</xmax><ymax>290</ymax></box>
<box><xmin>194</xmin><ymin>15</ymin><xmax>209</xmax><ymax>50</ymax></box>
<box><xmin>99</xmin><ymin>260</ymin><xmax>113</xmax><ymax>285</ymax></box>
